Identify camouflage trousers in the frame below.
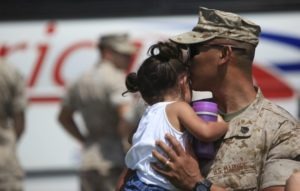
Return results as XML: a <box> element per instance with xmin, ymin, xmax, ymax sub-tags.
<box><xmin>80</xmin><ymin>167</ymin><xmax>123</xmax><ymax>191</ymax></box>
<box><xmin>0</xmin><ymin>175</ymin><xmax>23</xmax><ymax>191</ymax></box>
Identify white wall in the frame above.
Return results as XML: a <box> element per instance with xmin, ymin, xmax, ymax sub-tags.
<box><xmin>0</xmin><ymin>12</ymin><xmax>299</xmax><ymax>171</ymax></box>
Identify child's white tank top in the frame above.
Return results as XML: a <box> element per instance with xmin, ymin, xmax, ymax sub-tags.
<box><xmin>125</xmin><ymin>101</ymin><xmax>188</xmax><ymax>190</ymax></box>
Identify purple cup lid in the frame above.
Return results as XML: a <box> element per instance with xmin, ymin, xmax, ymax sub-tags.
<box><xmin>192</xmin><ymin>101</ymin><xmax>218</xmax><ymax>114</ymax></box>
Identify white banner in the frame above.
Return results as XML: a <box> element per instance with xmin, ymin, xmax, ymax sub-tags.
<box><xmin>0</xmin><ymin>12</ymin><xmax>299</xmax><ymax>170</ymax></box>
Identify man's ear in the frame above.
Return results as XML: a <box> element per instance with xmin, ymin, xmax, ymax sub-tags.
<box><xmin>219</xmin><ymin>46</ymin><xmax>232</xmax><ymax>64</ymax></box>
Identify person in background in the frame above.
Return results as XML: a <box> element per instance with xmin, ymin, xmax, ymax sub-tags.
<box><xmin>285</xmin><ymin>171</ymin><xmax>300</xmax><ymax>191</ymax></box>
<box><xmin>58</xmin><ymin>34</ymin><xmax>137</xmax><ymax>191</ymax></box>
<box><xmin>0</xmin><ymin>59</ymin><xmax>27</xmax><ymax>191</ymax></box>
<box><xmin>151</xmin><ymin>7</ymin><xmax>300</xmax><ymax>191</ymax></box>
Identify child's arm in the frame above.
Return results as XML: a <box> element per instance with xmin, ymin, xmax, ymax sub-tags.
<box><xmin>167</xmin><ymin>101</ymin><xmax>228</xmax><ymax>142</ymax></box>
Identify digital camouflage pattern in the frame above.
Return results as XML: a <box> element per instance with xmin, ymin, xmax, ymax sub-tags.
<box><xmin>63</xmin><ymin>61</ymin><xmax>133</xmax><ymax>171</ymax></box>
<box><xmin>62</xmin><ymin>60</ymin><xmax>133</xmax><ymax>191</ymax></box>
<box><xmin>99</xmin><ymin>34</ymin><xmax>137</xmax><ymax>55</ymax></box>
<box><xmin>205</xmin><ymin>89</ymin><xmax>300</xmax><ymax>190</ymax></box>
<box><xmin>0</xmin><ymin>60</ymin><xmax>26</xmax><ymax>191</ymax></box>
<box><xmin>170</xmin><ymin>7</ymin><xmax>261</xmax><ymax>46</ymax></box>
<box><xmin>168</xmin><ymin>7</ymin><xmax>299</xmax><ymax>190</ymax></box>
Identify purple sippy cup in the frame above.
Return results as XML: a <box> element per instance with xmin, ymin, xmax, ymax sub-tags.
<box><xmin>191</xmin><ymin>91</ymin><xmax>218</xmax><ymax>159</ymax></box>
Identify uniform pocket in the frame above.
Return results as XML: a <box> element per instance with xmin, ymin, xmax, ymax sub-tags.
<box><xmin>209</xmin><ymin>170</ymin><xmax>257</xmax><ymax>190</ymax></box>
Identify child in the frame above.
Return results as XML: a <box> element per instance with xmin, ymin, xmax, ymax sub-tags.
<box><xmin>119</xmin><ymin>42</ymin><xmax>228</xmax><ymax>191</ymax></box>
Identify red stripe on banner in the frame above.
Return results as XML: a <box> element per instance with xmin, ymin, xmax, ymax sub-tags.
<box><xmin>126</xmin><ymin>41</ymin><xmax>143</xmax><ymax>74</ymax></box>
<box><xmin>253</xmin><ymin>64</ymin><xmax>294</xmax><ymax>99</ymax></box>
<box><xmin>29</xmin><ymin>62</ymin><xmax>295</xmax><ymax>104</ymax></box>
<box><xmin>29</xmin><ymin>96</ymin><xmax>61</xmax><ymax>103</ymax></box>
<box><xmin>53</xmin><ymin>41</ymin><xmax>95</xmax><ymax>86</ymax></box>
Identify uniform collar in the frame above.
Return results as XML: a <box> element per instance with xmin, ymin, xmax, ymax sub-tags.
<box><xmin>223</xmin><ymin>87</ymin><xmax>265</xmax><ymax>139</ymax></box>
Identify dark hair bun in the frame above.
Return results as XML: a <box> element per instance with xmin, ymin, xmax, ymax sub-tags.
<box><xmin>149</xmin><ymin>42</ymin><xmax>183</xmax><ymax>63</ymax></box>
<box><xmin>125</xmin><ymin>72</ymin><xmax>139</xmax><ymax>93</ymax></box>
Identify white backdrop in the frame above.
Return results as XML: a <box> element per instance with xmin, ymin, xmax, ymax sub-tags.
<box><xmin>0</xmin><ymin>12</ymin><xmax>299</xmax><ymax>171</ymax></box>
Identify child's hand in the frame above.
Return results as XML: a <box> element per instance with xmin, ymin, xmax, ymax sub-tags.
<box><xmin>217</xmin><ymin>115</ymin><xmax>225</xmax><ymax>122</ymax></box>
<box><xmin>217</xmin><ymin>115</ymin><xmax>229</xmax><ymax>133</ymax></box>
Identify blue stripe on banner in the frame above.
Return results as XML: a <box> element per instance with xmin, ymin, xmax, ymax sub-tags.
<box><xmin>260</xmin><ymin>32</ymin><xmax>300</xmax><ymax>72</ymax></box>
<box><xmin>274</xmin><ymin>62</ymin><xmax>300</xmax><ymax>72</ymax></box>
<box><xmin>260</xmin><ymin>32</ymin><xmax>300</xmax><ymax>48</ymax></box>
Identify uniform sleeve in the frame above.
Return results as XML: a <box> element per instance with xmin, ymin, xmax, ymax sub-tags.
<box><xmin>261</xmin><ymin>119</ymin><xmax>300</xmax><ymax>189</ymax></box>
<box><xmin>11</xmin><ymin>69</ymin><xmax>27</xmax><ymax>113</ymax></box>
<box><xmin>62</xmin><ymin>82</ymin><xmax>80</xmax><ymax>110</ymax></box>
<box><xmin>107</xmin><ymin>72</ymin><xmax>132</xmax><ymax>107</ymax></box>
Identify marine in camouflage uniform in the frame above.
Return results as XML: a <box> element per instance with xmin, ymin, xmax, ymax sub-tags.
<box><xmin>0</xmin><ymin>59</ymin><xmax>26</xmax><ymax>191</ymax></box>
<box><xmin>58</xmin><ymin>34</ymin><xmax>137</xmax><ymax>191</ymax></box>
<box><xmin>206</xmin><ymin>88</ymin><xmax>300</xmax><ymax>190</ymax></box>
<box><xmin>151</xmin><ymin>7</ymin><xmax>300</xmax><ymax>191</ymax></box>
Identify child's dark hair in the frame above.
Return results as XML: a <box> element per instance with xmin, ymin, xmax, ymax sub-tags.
<box><xmin>124</xmin><ymin>41</ymin><xmax>187</xmax><ymax>104</ymax></box>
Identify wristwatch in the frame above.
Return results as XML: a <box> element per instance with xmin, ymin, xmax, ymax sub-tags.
<box><xmin>193</xmin><ymin>179</ymin><xmax>212</xmax><ymax>191</ymax></box>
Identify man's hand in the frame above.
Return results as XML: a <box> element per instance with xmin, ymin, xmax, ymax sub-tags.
<box><xmin>285</xmin><ymin>171</ymin><xmax>300</xmax><ymax>191</ymax></box>
<box><xmin>58</xmin><ymin>106</ymin><xmax>85</xmax><ymax>144</ymax></box>
<box><xmin>151</xmin><ymin>133</ymin><xmax>203</xmax><ymax>190</ymax></box>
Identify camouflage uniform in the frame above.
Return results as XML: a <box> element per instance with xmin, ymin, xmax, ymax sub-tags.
<box><xmin>170</xmin><ymin>7</ymin><xmax>300</xmax><ymax>190</ymax></box>
<box><xmin>63</xmin><ymin>61</ymin><xmax>133</xmax><ymax>191</ymax></box>
<box><xmin>0</xmin><ymin>60</ymin><xmax>26</xmax><ymax>191</ymax></box>
<box><xmin>204</xmin><ymin>89</ymin><xmax>300</xmax><ymax>190</ymax></box>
